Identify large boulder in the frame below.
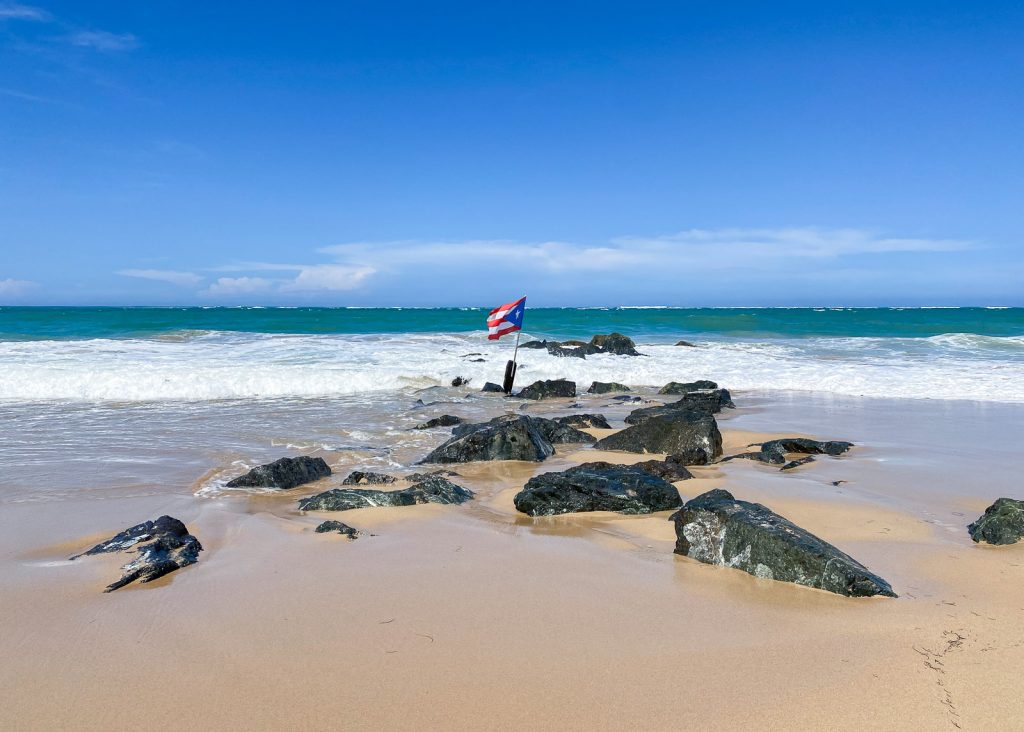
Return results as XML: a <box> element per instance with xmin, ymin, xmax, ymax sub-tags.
<box><xmin>422</xmin><ymin>414</ymin><xmax>556</xmax><ymax>463</ymax></box>
<box><xmin>514</xmin><ymin>463</ymin><xmax>681</xmax><ymax>516</ymax></box>
<box><xmin>968</xmin><ymin>498</ymin><xmax>1024</xmax><ymax>545</ymax></box>
<box><xmin>518</xmin><ymin>379</ymin><xmax>577</xmax><ymax>400</ymax></box>
<box><xmin>625</xmin><ymin>389</ymin><xmax>735</xmax><ymax>424</ymax></box>
<box><xmin>659</xmin><ymin>380</ymin><xmax>718</xmax><ymax>394</ymax></box>
<box><xmin>70</xmin><ymin>515</ymin><xmax>202</xmax><ymax>593</ymax></box>
<box><xmin>724</xmin><ymin>438</ymin><xmax>853</xmax><ymax>466</ymax></box>
<box><xmin>589</xmin><ymin>332</ymin><xmax>640</xmax><ymax>356</ymax></box>
<box><xmin>594</xmin><ymin>410</ymin><xmax>722</xmax><ymax>462</ymax></box>
<box><xmin>671</xmin><ymin>489</ymin><xmax>896</xmax><ymax>598</ymax></box>
<box><xmin>299</xmin><ymin>475</ymin><xmax>474</xmax><ymax>511</ymax></box>
<box><xmin>226</xmin><ymin>456</ymin><xmax>331</xmax><ymax>489</ymax></box>
<box><xmin>588</xmin><ymin>381</ymin><xmax>630</xmax><ymax>394</ymax></box>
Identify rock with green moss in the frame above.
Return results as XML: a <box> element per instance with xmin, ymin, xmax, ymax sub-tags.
<box><xmin>671</xmin><ymin>489</ymin><xmax>896</xmax><ymax>598</ymax></box>
<box><xmin>588</xmin><ymin>381</ymin><xmax>631</xmax><ymax>394</ymax></box>
<box><xmin>658</xmin><ymin>380</ymin><xmax>718</xmax><ymax>394</ymax></box>
<box><xmin>968</xmin><ymin>498</ymin><xmax>1024</xmax><ymax>545</ymax></box>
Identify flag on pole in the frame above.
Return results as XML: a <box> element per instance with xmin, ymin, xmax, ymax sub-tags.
<box><xmin>487</xmin><ymin>296</ymin><xmax>526</xmax><ymax>340</ymax></box>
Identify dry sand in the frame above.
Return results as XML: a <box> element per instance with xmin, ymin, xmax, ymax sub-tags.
<box><xmin>2</xmin><ymin>394</ymin><xmax>1023</xmax><ymax>731</ymax></box>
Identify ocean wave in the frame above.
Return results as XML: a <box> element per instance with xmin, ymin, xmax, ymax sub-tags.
<box><xmin>0</xmin><ymin>330</ymin><xmax>1022</xmax><ymax>403</ymax></box>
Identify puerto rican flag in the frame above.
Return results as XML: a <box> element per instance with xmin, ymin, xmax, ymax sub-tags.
<box><xmin>487</xmin><ymin>296</ymin><xmax>526</xmax><ymax>340</ymax></box>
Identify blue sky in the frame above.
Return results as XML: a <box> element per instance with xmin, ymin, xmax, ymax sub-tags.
<box><xmin>1</xmin><ymin>1</ymin><xmax>1022</xmax><ymax>306</ymax></box>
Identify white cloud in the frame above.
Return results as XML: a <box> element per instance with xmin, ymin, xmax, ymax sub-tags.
<box><xmin>0</xmin><ymin>278</ymin><xmax>37</xmax><ymax>297</ymax></box>
<box><xmin>68</xmin><ymin>30</ymin><xmax>139</xmax><ymax>52</ymax></box>
<box><xmin>316</xmin><ymin>228</ymin><xmax>972</xmax><ymax>275</ymax></box>
<box><xmin>0</xmin><ymin>3</ymin><xmax>49</xmax><ymax>21</ymax></box>
<box><xmin>118</xmin><ymin>269</ymin><xmax>203</xmax><ymax>287</ymax></box>
<box><xmin>280</xmin><ymin>265</ymin><xmax>377</xmax><ymax>292</ymax></box>
<box><xmin>203</xmin><ymin>277</ymin><xmax>274</xmax><ymax>297</ymax></box>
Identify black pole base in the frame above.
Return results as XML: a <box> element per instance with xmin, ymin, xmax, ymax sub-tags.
<box><xmin>502</xmin><ymin>359</ymin><xmax>518</xmax><ymax>394</ymax></box>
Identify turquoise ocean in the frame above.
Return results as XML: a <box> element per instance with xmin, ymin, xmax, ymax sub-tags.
<box><xmin>1</xmin><ymin>306</ymin><xmax>1023</xmax><ymax>403</ymax></box>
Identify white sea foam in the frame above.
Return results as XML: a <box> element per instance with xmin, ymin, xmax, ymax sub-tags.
<box><xmin>0</xmin><ymin>330</ymin><xmax>1022</xmax><ymax>403</ymax></box>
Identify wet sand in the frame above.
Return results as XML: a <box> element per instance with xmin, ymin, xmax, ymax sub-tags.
<box><xmin>2</xmin><ymin>392</ymin><xmax>1023</xmax><ymax>730</ymax></box>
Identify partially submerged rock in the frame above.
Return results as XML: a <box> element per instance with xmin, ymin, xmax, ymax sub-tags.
<box><xmin>588</xmin><ymin>332</ymin><xmax>641</xmax><ymax>356</ymax></box>
<box><xmin>71</xmin><ymin>515</ymin><xmax>203</xmax><ymax>593</ymax></box>
<box><xmin>299</xmin><ymin>475</ymin><xmax>475</xmax><ymax>511</ymax></box>
<box><xmin>671</xmin><ymin>489</ymin><xmax>896</xmax><ymax>598</ymax></box>
<box><xmin>342</xmin><ymin>470</ymin><xmax>398</xmax><ymax>486</ymax></box>
<box><xmin>554</xmin><ymin>413</ymin><xmax>612</xmax><ymax>429</ymax></box>
<box><xmin>226</xmin><ymin>456</ymin><xmax>331</xmax><ymax>489</ymax></box>
<box><xmin>780</xmin><ymin>456</ymin><xmax>816</xmax><ymax>471</ymax></box>
<box><xmin>968</xmin><ymin>498</ymin><xmax>1024</xmax><ymax>545</ymax></box>
<box><xmin>518</xmin><ymin>379</ymin><xmax>577</xmax><ymax>400</ymax></box>
<box><xmin>659</xmin><ymin>380</ymin><xmax>718</xmax><ymax>394</ymax></box>
<box><xmin>725</xmin><ymin>438</ymin><xmax>853</xmax><ymax>467</ymax></box>
<box><xmin>595</xmin><ymin>411</ymin><xmax>722</xmax><ymax>463</ymax></box>
<box><xmin>451</xmin><ymin>376</ymin><xmax>470</xmax><ymax>387</ymax></box>
<box><xmin>675</xmin><ymin>340</ymin><xmax>696</xmax><ymax>347</ymax></box>
<box><xmin>315</xmin><ymin>520</ymin><xmax>362</xmax><ymax>539</ymax></box>
<box><xmin>625</xmin><ymin>389</ymin><xmax>735</xmax><ymax>423</ymax></box>
<box><xmin>629</xmin><ymin>455</ymin><xmax>695</xmax><ymax>482</ymax></box>
<box><xmin>514</xmin><ymin>463</ymin><xmax>681</xmax><ymax>516</ymax></box>
<box><xmin>481</xmin><ymin>382</ymin><xmax>504</xmax><ymax>393</ymax></box>
<box><xmin>414</xmin><ymin>414</ymin><xmax>463</xmax><ymax>430</ymax></box>
<box><xmin>588</xmin><ymin>381</ymin><xmax>630</xmax><ymax>394</ymax></box>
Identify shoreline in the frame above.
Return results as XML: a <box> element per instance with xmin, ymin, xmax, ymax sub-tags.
<box><xmin>2</xmin><ymin>390</ymin><xmax>1023</xmax><ymax>730</ymax></box>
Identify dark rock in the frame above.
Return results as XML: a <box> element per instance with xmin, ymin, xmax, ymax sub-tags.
<box><xmin>589</xmin><ymin>332</ymin><xmax>641</xmax><ymax>356</ymax></box>
<box><xmin>414</xmin><ymin>414</ymin><xmax>463</xmax><ymax>430</ymax></box>
<box><xmin>671</xmin><ymin>489</ymin><xmax>896</xmax><ymax>598</ymax></box>
<box><xmin>514</xmin><ymin>463</ymin><xmax>681</xmax><ymax>516</ymax></box>
<box><xmin>481</xmin><ymin>382</ymin><xmax>504</xmax><ymax>393</ymax></box>
<box><xmin>554</xmin><ymin>413</ymin><xmax>612</xmax><ymax>429</ymax></box>
<box><xmin>518</xmin><ymin>379</ymin><xmax>577</xmax><ymax>400</ymax></box>
<box><xmin>451</xmin><ymin>376</ymin><xmax>470</xmax><ymax>387</ymax></box>
<box><xmin>70</xmin><ymin>515</ymin><xmax>202</xmax><ymax>593</ymax></box>
<box><xmin>588</xmin><ymin>381</ymin><xmax>631</xmax><ymax>394</ymax></box>
<box><xmin>675</xmin><ymin>340</ymin><xmax>696</xmax><ymax>347</ymax></box>
<box><xmin>781</xmin><ymin>456</ymin><xmax>816</xmax><ymax>471</ymax></box>
<box><xmin>452</xmin><ymin>414</ymin><xmax>594</xmax><ymax>444</ymax></box>
<box><xmin>546</xmin><ymin>343</ymin><xmax>594</xmax><ymax>358</ymax></box>
<box><xmin>630</xmin><ymin>455</ymin><xmax>695</xmax><ymax>481</ymax></box>
<box><xmin>405</xmin><ymin>469</ymin><xmax>460</xmax><ymax>482</ymax></box>
<box><xmin>521</xmin><ymin>340</ymin><xmax>549</xmax><ymax>349</ymax></box>
<box><xmin>561</xmin><ymin>339</ymin><xmax>589</xmax><ymax>346</ymax></box>
<box><xmin>725</xmin><ymin>438</ymin><xmax>854</xmax><ymax>466</ymax></box>
<box><xmin>595</xmin><ymin>411</ymin><xmax>722</xmax><ymax>462</ymax></box>
<box><xmin>625</xmin><ymin>389</ymin><xmax>735</xmax><ymax>424</ymax></box>
<box><xmin>299</xmin><ymin>475</ymin><xmax>475</xmax><ymax>511</ymax></box>
<box><xmin>968</xmin><ymin>498</ymin><xmax>1024</xmax><ymax>545</ymax></box>
<box><xmin>461</xmin><ymin>353</ymin><xmax>482</xmax><ymax>357</ymax></box>
<box><xmin>226</xmin><ymin>456</ymin><xmax>331</xmax><ymax>489</ymax></box>
<box><xmin>314</xmin><ymin>521</ymin><xmax>362</xmax><ymax>539</ymax></box>
<box><xmin>423</xmin><ymin>414</ymin><xmax>556</xmax><ymax>463</ymax></box>
<box><xmin>611</xmin><ymin>395</ymin><xmax>643</xmax><ymax>402</ymax></box>
<box><xmin>468</xmin><ymin>358</ymin><xmax>485</xmax><ymax>362</ymax></box>
<box><xmin>659</xmin><ymin>380</ymin><xmax>718</xmax><ymax>394</ymax></box>
<box><xmin>342</xmin><ymin>470</ymin><xmax>398</xmax><ymax>485</ymax></box>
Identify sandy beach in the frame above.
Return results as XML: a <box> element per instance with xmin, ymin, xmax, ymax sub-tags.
<box><xmin>2</xmin><ymin>389</ymin><xmax>1022</xmax><ymax>731</ymax></box>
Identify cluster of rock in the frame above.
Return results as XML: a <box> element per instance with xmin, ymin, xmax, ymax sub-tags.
<box><xmin>671</xmin><ymin>489</ymin><xmax>897</xmax><ymax>598</ymax></box>
<box><xmin>70</xmin><ymin>515</ymin><xmax>203</xmax><ymax>593</ymax></box>
<box><xmin>723</xmin><ymin>438</ymin><xmax>854</xmax><ymax>471</ymax></box>
<box><xmin>521</xmin><ymin>332</ymin><xmax>641</xmax><ymax>358</ymax></box>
